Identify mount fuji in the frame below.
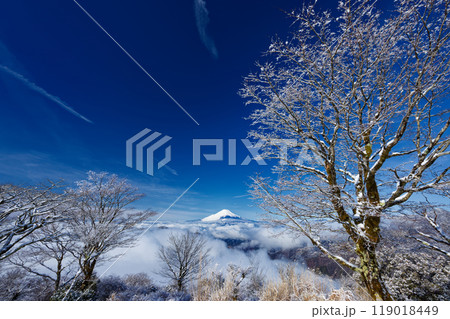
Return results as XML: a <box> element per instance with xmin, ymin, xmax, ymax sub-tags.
<box><xmin>201</xmin><ymin>209</ymin><xmax>242</xmax><ymax>222</ymax></box>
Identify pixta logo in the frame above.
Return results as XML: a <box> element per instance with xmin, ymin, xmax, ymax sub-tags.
<box><xmin>126</xmin><ymin>129</ymin><xmax>322</xmax><ymax>176</ymax></box>
<box><xmin>126</xmin><ymin>129</ymin><xmax>172</xmax><ymax>176</ymax></box>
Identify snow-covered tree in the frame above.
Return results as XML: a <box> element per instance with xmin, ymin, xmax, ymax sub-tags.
<box><xmin>66</xmin><ymin>171</ymin><xmax>155</xmax><ymax>290</ymax></box>
<box><xmin>158</xmin><ymin>231</ymin><xmax>210</xmax><ymax>291</ymax></box>
<box><xmin>0</xmin><ymin>182</ymin><xmax>68</xmax><ymax>261</ymax></box>
<box><xmin>241</xmin><ymin>0</ymin><xmax>450</xmax><ymax>300</ymax></box>
<box><xmin>9</xmin><ymin>221</ymin><xmax>77</xmax><ymax>293</ymax></box>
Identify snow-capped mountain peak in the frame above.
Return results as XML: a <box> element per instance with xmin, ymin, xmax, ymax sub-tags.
<box><xmin>201</xmin><ymin>209</ymin><xmax>241</xmax><ymax>222</ymax></box>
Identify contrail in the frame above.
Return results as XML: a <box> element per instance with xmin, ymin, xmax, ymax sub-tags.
<box><xmin>0</xmin><ymin>65</ymin><xmax>93</xmax><ymax>124</ymax></box>
<box><xmin>72</xmin><ymin>0</ymin><xmax>199</xmax><ymax>126</ymax></box>
<box><xmin>194</xmin><ymin>0</ymin><xmax>218</xmax><ymax>59</ymax></box>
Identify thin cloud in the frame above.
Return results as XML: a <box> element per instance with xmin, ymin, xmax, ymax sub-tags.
<box><xmin>0</xmin><ymin>65</ymin><xmax>93</xmax><ymax>124</ymax></box>
<box><xmin>194</xmin><ymin>0</ymin><xmax>218</xmax><ymax>59</ymax></box>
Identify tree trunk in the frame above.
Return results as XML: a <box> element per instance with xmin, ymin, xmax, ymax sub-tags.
<box><xmin>356</xmin><ymin>239</ymin><xmax>392</xmax><ymax>300</ymax></box>
<box><xmin>177</xmin><ymin>278</ymin><xmax>183</xmax><ymax>291</ymax></box>
<box><xmin>80</xmin><ymin>258</ymin><xmax>97</xmax><ymax>290</ymax></box>
<box><xmin>357</xmin><ymin>168</ymin><xmax>392</xmax><ymax>300</ymax></box>
<box><xmin>54</xmin><ymin>259</ymin><xmax>62</xmax><ymax>292</ymax></box>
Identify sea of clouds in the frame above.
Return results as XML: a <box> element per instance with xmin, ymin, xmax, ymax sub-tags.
<box><xmin>100</xmin><ymin>218</ymin><xmax>311</xmax><ymax>285</ymax></box>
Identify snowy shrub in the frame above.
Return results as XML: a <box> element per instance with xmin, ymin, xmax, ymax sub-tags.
<box><xmin>260</xmin><ymin>265</ymin><xmax>357</xmax><ymax>301</ymax></box>
<box><xmin>96</xmin><ymin>276</ymin><xmax>127</xmax><ymax>300</ymax></box>
<box><xmin>191</xmin><ymin>263</ymin><xmax>352</xmax><ymax>301</ymax></box>
<box><xmin>106</xmin><ymin>273</ymin><xmax>168</xmax><ymax>301</ymax></box>
<box><xmin>123</xmin><ymin>273</ymin><xmax>153</xmax><ymax>288</ymax></box>
<box><xmin>193</xmin><ymin>264</ymin><xmax>257</xmax><ymax>301</ymax></box>
<box><xmin>108</xmin><ymin>285</ymin><xmax>190</xmax><ymax>301</ymax></box>
<box><xmin>217</xmin><ymin>264</ymin><xmax>251</xmax><ymax>301</ymax></box>
<box><xmin>128</xmin><ymin>290</ymin><xmax>191</xmax><ymax>301</ymax></box>
<box><xmin>0</xmin><ymin>269</ymin><xmax>52</xmax><ymax>301</ymax></box>
<box><xmin>240</xmin><ymin>265</ymin><xmax>266</xmax><ymax>300</ymax></box>
<box><xmin>379</xmin><ymin>247</ymin><xmax>450</xmax><ymax>301</ymax></box>
<box><xmin>51</xmin><ymin>279</ymin><xmax>97</xmax><ymax>301</ymax></box>
<box><xmin>192</xmin><ymin>270</ymin><xmax>225</xmax><ymax>301</ymax></box>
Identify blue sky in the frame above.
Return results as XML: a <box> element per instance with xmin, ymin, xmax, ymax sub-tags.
<box><xmin>1</xmin><ymin>0</ymin><xmax>337</xmax><ymax>220</ymax></box>
<box><xmin>1</xmin><ymin>0</ymin><xmax>415</xmax><ymax>221</ymax></box>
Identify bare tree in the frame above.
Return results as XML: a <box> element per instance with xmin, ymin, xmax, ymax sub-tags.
<box><xmin>158</xmin><ymin>231</ymin><xmax>210</xmax><ymax>291</ymax></box>
<box><xmin>0</xmin><ymin>182</ymin><xmax>68</xmax><ymax>261</ymax></box>
<box><xmin>66</xmin><ymin>171</ymin><xmax>155</xmax><ymax>289</ymax></box>
<box><xmin>9</xmin><ymin>221</ymin><xmax>77</xmax><ymax>293</ymax></box>
<box><xmin>240</xmin><ymin>0</ymin><xmax>450</xmax><ymax>300</ymax></box>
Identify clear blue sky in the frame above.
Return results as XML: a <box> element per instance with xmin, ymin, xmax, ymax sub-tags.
<box><xmin>0</xmin><ymin>0</ymin><xmax>384</xmax><ymax>220</ymax></box>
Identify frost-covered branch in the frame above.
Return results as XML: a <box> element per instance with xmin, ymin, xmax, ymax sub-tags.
<box><xmin>0</xmin><ymin>182</ymin><xmax>69</xmax><ymax>261</ymax></box>
<box><xmin>241</xmin><ymin>0</ymin><xmax>450</xmax><ymax>300</ymax></box>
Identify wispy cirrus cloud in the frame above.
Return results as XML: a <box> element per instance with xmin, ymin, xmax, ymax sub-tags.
<box><xmin>194</xmin><ymin>0</ymin><xmax>218</xmax><ymax>59</ymax></box>
<box><xmin>0</xmin><ymin>65</ymin><xmax>93</xmax><ymax>124</ymax></box>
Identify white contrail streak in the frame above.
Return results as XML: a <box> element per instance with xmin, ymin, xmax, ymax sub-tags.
<box><xmin>72</xmin><ymin>0</ymin><xmax>200</xmax><ymax>126</ymax></box>
<box><xmin>0</xmin><ymin>65</ymin><xmax>93</xmax><ymax>124</ymax></box>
